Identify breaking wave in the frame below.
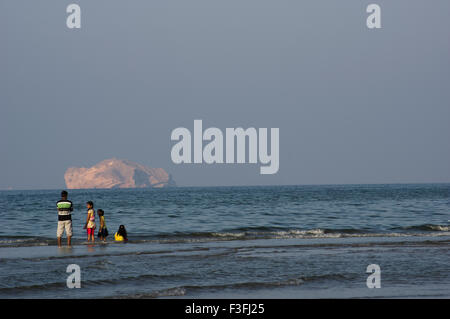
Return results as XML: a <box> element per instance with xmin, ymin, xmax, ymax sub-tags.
<box><xmin>1</xmin><ymin>224</ymin><xmax>449</xmax><ymax>248</ymax></box>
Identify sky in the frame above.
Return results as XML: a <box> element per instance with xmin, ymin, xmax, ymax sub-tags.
<box><xmin>1</xmin><ymin>0</ymin><xmax>450</xmax><ymax>189</ymax></box>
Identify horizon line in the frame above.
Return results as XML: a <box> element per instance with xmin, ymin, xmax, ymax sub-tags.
<box><xmin>1</xmin><ymin>181</ymin><xmax>450</xmax><ymax>192</ymax></box>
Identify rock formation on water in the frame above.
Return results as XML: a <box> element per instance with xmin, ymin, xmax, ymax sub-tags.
<box><xmin>64</xmin><ymin>158</ymin><xmax>176</xmax><ymax>189</ymax></box>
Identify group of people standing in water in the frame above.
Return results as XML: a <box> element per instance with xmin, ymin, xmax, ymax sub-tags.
<box><xmin>56</xmin><ymin>190</ymin><xmax>128</xmax><ymax>247</ymax></box>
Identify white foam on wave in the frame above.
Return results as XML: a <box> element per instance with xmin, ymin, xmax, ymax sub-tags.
<box><xmin>211</xmin><ymin>232</ymin><xmax>246</xmax><ymax>238</ymax></box>
<box><xmin>275</xmin><ymin>229</ymin><xmax>326</xmax><ymax>237</ymax></box>
<box><xmin>428</xmin><ymin>225</ymin><xmax>449</xmax><ymax>231</ymax></box>
<box><xmin>241</xmin><ymin>228</ymin><xmax>450</xmax><ymax>240</ymax></box>
<box><xmin>140</xmin><ymin>229</ymin><xmax>450</xmax><ymax>245</ymax></box>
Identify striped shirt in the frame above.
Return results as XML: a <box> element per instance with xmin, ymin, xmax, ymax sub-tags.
<box><xmin>57</xmin><ymin>200</ymin><xmax>73</xmax><ymax>221</ymax></box>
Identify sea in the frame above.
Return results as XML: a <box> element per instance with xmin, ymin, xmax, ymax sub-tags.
<box><xmin>0</xmin><ymin>184</ymin><xmax>449</xmax><ymax>298</ymax></box>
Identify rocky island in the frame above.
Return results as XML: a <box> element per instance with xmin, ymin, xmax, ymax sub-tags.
<box><xmin>64</xmin><ymin>158</ymin><xmax>176</xmax><ymax>189</ymax></box>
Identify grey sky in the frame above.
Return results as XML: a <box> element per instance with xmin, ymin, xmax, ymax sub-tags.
<box><xmin>1</xmin><ymin>0</ymin><xmax>449</xmax><ymax>189</ymax></box>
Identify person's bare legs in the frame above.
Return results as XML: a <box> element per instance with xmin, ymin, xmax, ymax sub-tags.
<box><xmin>67</xmin><ymin>236</ymin><xmax>72</xmax><ymax>246</ymax></box>
<box><xmin>57</xmin><ymin>237</ymin><xmax>62</xmax><ymax>247</ymax></box>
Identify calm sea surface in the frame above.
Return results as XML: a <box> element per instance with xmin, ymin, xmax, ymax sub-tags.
<box><xmin>0</xmin><ymin>184</ymin><xmax>449</xmax><ymax>298</ymax></box>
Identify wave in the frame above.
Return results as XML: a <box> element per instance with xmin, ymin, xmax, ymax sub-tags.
<box><xmin>110</xmin><ymin>273</ymin><xmax>353</xmax><ymax>298</ymax></box>
<box><xmin>397</xmin><ymin>224</ymin><xmax>450</xmax><ymax>232</ymax></box>
<box><xmin>113</xmin><ymin>287</ymin><xmax>187</xmax><ymax>299</ymax></box>
<box><xmin>0</xmin><ymin>281</ymin><xmax>65</xmax><ymax>293</ymax></box>
<box><xmin>0</xmin><ymin>236</ymin><xmax>54</xmax><ymax>247</ymax></box>
<box><xmin>0</xmin><ymin>272</ymin><xmax>188</xmax><ymax>294</ymax></box>
<box><xmin>140</xmin><ymin>225</ymin><xmax>450</xmax><ymax>243</ymax></box>
<box><xmin>1</xmin><ymin>224</ymin><xmax>449</xmax><ymax>248</ymax></box>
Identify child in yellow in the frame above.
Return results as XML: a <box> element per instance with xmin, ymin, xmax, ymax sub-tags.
<box><xmin>97</xmin><ymin>209</ymin><xmax>108</xmax><ymax>242</ymax></box>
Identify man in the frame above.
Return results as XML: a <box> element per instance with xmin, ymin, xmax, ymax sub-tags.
<box><xmin>57</xmin><ymin>190</ymin><xmax>73</xmax><ymax>247</ymax></box>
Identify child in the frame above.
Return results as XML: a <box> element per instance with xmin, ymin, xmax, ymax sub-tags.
<box><xmin>97</xmin><ymin>209</ymin><xmax>108</xmax><ymax>242</ymax></box>
<box><xmin>114</xmin><ymin>225</ymin><xmax>128</xmax><ymax>242</ymax></box>
<box><xmin>84</xmin><ymin>201</ymin><xmax>96</xmax><ymax>243</ymax></box>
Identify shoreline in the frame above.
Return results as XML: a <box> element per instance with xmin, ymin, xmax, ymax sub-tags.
<box><xmin>1</xmin><ymin>235</ymin><xmax>449</xmax><ymax>299</ymax></box>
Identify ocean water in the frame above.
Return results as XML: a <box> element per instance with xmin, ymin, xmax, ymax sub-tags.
<box><xmin>0</xmin><ymin>184</ymin><xmax>449</xmax><ymax>298</ymax></box>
